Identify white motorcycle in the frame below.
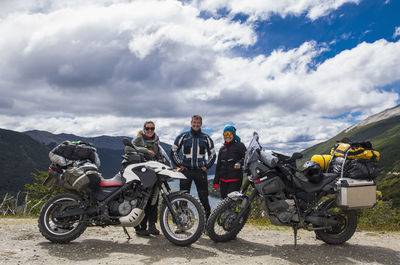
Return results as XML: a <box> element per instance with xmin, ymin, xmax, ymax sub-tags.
<box><xmin>38</xmin><ymin>139</ymin><xmax>206</xmax><ymax>246</ymax></box>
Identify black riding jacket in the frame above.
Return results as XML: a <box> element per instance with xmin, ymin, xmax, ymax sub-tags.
<box><xmin>213</xmin><ymin>141</ymin><xmax>246</xmax><ymax>184</ymax></box>
<box><xmin>171</xmin><ymin>129</ymin><xmax>216</xmax><ymax>169</ymax></box>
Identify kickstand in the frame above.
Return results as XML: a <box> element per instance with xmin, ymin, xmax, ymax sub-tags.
<box><xmin>292</xmin><ymin>225</ymin><xmax>298</xmax><ymax>250</ymax></box>
<box><xmin>123</xmin><ymin>226</ymin><xmax>131</xmax><ymax>240</ymax></box>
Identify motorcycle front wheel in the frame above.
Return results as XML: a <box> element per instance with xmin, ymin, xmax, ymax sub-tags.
<box><xmin>160</xmin><ymin>193</ymin><xmax>205</xmax><ymax>246</ymax></box>
<box><xmin>206</xmin><ymin>197</ymin><xmax>250</xmax><ymax>242</ymax></box>
<box><xmin>38</xmin><ymin>192</ymin><xmax>88</xmax><ymax>244</ymax></box>
<box><xmin>314</xmin><ymin>198</ymin><xmax>358</xmax><ymax>244</ymax></box>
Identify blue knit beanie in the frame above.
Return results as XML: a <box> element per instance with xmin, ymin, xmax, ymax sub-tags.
<box><xmin>223</xmin><ymin>126</ymin><xmax>241</xmax><ymax>142</ymax></box>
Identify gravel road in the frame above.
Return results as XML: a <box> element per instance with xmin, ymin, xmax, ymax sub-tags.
<box><xmin>1</xmin><ymin>218</ymin><xmax>400</xmax><ymax>265</ymax></box>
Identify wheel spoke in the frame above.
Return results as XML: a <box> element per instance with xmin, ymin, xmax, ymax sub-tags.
<box><xmin>38</xmin><ymin>193</ymin><xmax>88</xmax><ymax>244</ymax></box>
<box><xmin>206</xmin><ymin>197</ymin><xmax>250</xmax><ymax>242</ymax></box>
<box><xmin>159</xmin><ymin>193</ymin><xmax>205</xmax><ymax>246</ymax></box>
<box><xmin>161</xmin><ymin>196</ymin><xmax>202</xmax><ymax>242</ymax></box>
<box><xmin>314</xmin><ymin>198</ymin><xmax>358</xmax><ymax>244</ymax></box>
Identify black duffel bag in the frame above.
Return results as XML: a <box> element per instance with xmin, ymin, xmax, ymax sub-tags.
<box><xmin>50</xmin><ymin>141</ymin><xmax>99</xmax><ymax>166</ymax></box>
<box><xmin>329</xmin><ymin>157</ymin><xmax>378</xmax><ymax>180</ymax></box>
<box><xmin>346</xmin><ymin>159</ymin><xmax>379</xmax><ymax>180</ymax></box>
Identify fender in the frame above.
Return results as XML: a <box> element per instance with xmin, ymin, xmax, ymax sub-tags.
<box><xmin>227</xmin><ymin>191</ymin><xmax>248</xmax><ymax>201</ymax></box>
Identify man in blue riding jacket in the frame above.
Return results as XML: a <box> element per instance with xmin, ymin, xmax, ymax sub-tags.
<box><xmin>171</xmin><ymin>115</ymin><xmax>216</xmax><ymax>219</ymax></box>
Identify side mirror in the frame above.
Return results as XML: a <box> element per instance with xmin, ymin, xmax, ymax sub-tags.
<box><xmin>292</xmin><ymin>152</ymin><xmax>303</xmax><ymax>160</ymax></box>
<box><xmin>123</xmin><ymin>138</ymin><xmax>134</xmax><ymax>148</ymax></box>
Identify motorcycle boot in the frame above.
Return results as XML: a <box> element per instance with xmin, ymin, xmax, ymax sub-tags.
<box><xmin>136</xmin><ymin>229</ymin><xmax>150</xmax><ymax>236</ymax></box>
<box><xmin>148</xmin><ymin>223</ymin><xmax>160</xmax><ymax>235</ymax></box>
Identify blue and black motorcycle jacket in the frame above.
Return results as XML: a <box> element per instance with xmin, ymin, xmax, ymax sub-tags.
<box><xmin>171</xmin><ymin>128</ymin><xmax>216</xmax><ymax>170</ymax></box>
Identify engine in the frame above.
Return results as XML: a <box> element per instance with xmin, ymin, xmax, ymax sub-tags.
<box><xmin>109</xmin><ymin>198</ymin><xmax>139</xmax><ymax>216</ymax></box>
<box><xmin>254</xmin><ymin>176</ymin><xmax>299</xmax><ymax>225</ymax></box>
<box><xmin>265</xmin><ymin>197</ymin><xmax>299</xmax><ymax>225</ymax></box>
<box><xmin>108</xmin><ymin>182</ymin><xmax>143</xmax><ymax>217</ymax></box>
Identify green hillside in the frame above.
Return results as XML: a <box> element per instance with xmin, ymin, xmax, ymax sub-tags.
<box><xmin>301</xmin><ymin>115</ymin><xmax>400</xmax><ymax>172</ymax></box>
<box><xmin>301</xmin><ymin>115</ymin><xmax>400</xmax><ymax>207</ymax></box>
<box><xmin>0</xmin><ymin>128</ymin><xmax>50</xmax><ymax>196</ymax></box>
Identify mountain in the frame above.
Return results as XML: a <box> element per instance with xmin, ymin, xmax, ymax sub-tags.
<box><xmin>25</xmin><ymin>130</ymin><xmax>127</xmax><ymax>150</ymax></box>
<box><xmin>301</xmin><ymin>104</ymin><xmax>400</xmax><ymax>207</ymax></box>
<box><xmin>0</xmin><ymin>128</ymin><xmax>49</xmax><ymax>196</ymax></box>
<box><xmin>344</xmin><ymin>105</ymin><xmax>400</xmax><ymax>133</ymax></box>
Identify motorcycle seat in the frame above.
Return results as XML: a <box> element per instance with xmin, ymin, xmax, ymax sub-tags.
<box><xmin>290</xmin><ymin>173</ymin><xmax>338</xmax><ymax>193</ymax></box>
<box><xmin>99</xmin><ymin>173</ymin><xmax>124</xmax><ymax>187</ymax></box>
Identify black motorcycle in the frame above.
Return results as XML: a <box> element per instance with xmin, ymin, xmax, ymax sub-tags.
<box><xmin>206</xmin><ymin>132</ymin><xmax>377</xmax><ymax>246</ymax></box>
<box><xmin>38</xmin><ymin>139</ymin><xmax>206</xmax><ymax>246</ymax></box>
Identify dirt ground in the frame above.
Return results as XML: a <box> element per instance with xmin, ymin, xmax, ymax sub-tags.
<box><xmin>1</xmin><ymin>218</ymin><xmax>400</xmax><ymax>265</ymax></box>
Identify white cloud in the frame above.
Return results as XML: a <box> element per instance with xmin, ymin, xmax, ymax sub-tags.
<box><xmin>394</xmin><ymin>26</ymin><xmax>400</xmax><ymax>39</ymax></box>
<box><xmin>0</xmin><ymin>0</ymin><xmax>361</xmax><ymax>22</ymax></box>
<box><xmin>195</xmin><ymin>0</ymin><xmax>361</xmax><ymax>21</ymax></box>
<box><xmin>0</xmin><ymin>0</ymin><xmax>399</xmax><ymax>154</ymax></box>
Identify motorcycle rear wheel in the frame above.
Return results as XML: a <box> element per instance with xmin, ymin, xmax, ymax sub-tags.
<box><xmin>160</xmin><ymin>193</ymin><xmax>205</xmax><ymax>246</ymax></box>
<box><xmin>38</xmin><ymin>192</ymin><xmax>88</xmax><ymax>244</ymax></box>
<box><xmin>206</xmin><ymin>197</ymin><xmax>250</xmax><ymax>242</ymax></box>
<box><xmin>314</xmin><ymin>198</ymin><xmax>358</xmax><ymax>244</ymax></box>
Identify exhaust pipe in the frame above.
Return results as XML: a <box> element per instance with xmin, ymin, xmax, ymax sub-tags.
<box><xmin>306</xmin><ymin>216</ymin><xmax>338</xmax><ymax>227</ymax></box>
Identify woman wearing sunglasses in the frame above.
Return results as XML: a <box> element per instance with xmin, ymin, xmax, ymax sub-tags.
<box><xmin>213</xmin><ymin>126</ymin><xmax>246</xmax><ymax>199</ymax></box>
<box><xmin>132</xmin><ymin>121</ymin><xmax>160</xmax><ymax>160</ymax></box>
<box><xmin>130</xmin><ymin>120</ymin><xmax>161</xmax><ymax>236</ymax></box>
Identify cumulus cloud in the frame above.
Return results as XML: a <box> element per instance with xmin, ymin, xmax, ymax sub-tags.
<box><xmin>195</xmin><ymin>0</ymin><xmax>361</xmax><ymax>21</ymax></box>
<box><xmin>394</xmin><ymin>26</ymin><xmax>400</xmax><ymax>39</ymax></box>
<box><xmin>0</xmin><ymin>0</ymin><xmax>399</xmax><ymax>154</ymax></box>
<box><xmin>0</xmin><ymin>1</ymin><xmax>255</xmax><ymax>116</ymax></box>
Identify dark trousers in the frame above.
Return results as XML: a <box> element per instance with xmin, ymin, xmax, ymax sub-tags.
<box><xmin>135</xmin><ymin>196</ymin><xmax>159</xmax><ymax>231</ymax></box>
<box><xmin>180</xmin><ymin>169</ymin><xmax>211</xmax><ymax>218</ymax></box>
<box><xmin>220</xmin><ymin>180</ymin><xmax>242</xmax><ymax>199</ymax></box>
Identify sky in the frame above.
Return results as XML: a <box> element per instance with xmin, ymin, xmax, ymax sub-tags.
<box><xmin>0</xmin><ymin>0</ymin><xmax>399</xmax><ymax>154</ymax></box>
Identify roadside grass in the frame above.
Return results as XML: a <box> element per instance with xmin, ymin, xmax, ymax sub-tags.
<box><xmin>0</xmin><ymin>215</ymin><xmax>36</xmax><ymax>219</ymax></box>
<box><xmin>357</xmin><ymin>223</ymin><xmax>400</xmax><ymax>232</ymax></box>
<box><xmin>0</xmin><ymin>215</ymin><xmax>36</xmax><ymax>225</ymax></box>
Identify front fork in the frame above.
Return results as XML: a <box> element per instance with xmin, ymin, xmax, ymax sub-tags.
<box><xmin>229</xmin><ymin>179</ymin><xmax>258</xmax><ymax>227</ymax></box>
<box><xmin>159</xmin><ymin>181</ymin><xmax>184</xmax><ymax>225</ymax></box>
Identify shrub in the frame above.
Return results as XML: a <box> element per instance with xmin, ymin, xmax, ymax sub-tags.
<box><xmin>24</xmin><ymin>170</ymin><xmax>62</xmax><ymax>215</ymax></box>
<box><xmin>358</xmin><ymin>200</ymin><xmax>400</xmax><ymax>231</ymax></box>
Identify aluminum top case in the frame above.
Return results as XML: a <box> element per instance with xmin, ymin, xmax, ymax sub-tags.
<box><xmin>336</xmin><ymin>178</ymin><xmax>376</xmax><ymax>209</ymax></box>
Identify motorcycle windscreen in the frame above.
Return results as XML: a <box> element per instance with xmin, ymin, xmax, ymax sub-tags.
<box><xmin>158</xmin><ymin>145</ymin><xmax>172</xmax><ymax>167</ymax></box>
<box><xmin>244</xmin><ymin>132</ymin><xmax>261</xmax><ymax>169</ymax></box>
<box><xmin>131</xmin><ymin>166</ymin><xmax>157</xmax><ymax>188</ymax></box>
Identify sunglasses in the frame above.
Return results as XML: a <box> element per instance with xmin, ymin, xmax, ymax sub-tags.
<box><xmin>223</xmin><ymin>131</ymin><xmax>233</xmax><ymax>137</ymax></box>
<box><xmin>145</xmin><ymin>127</ymin><xmax>155</xmax><ymax>131</ymax></box>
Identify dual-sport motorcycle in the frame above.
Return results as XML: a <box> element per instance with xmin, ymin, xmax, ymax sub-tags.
<box><xmin>206</xmin><ymin>132</ymin><xmax>377</xmax><ymax>246</ymax></box>
<box><xmin>38</xmin><ymin>139</ymin><xmax>206</xmax><ymax>246</ymax></box>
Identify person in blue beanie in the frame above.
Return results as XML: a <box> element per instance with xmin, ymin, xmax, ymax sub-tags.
<box><xmin>213</xmin><ymin>126</ymin><xmax>246</xmax><ymax>198</ymax></box>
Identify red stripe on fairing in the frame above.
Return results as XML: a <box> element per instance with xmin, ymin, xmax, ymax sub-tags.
<box><xmin>99</xmin><ymin>180</ymin><xmax>123</xmax><ymax>187</ymax></box>
<box><xmin>220</xmin><ymin>178</ymin><xmax>240</xmax><ymax>182</ymax></box>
